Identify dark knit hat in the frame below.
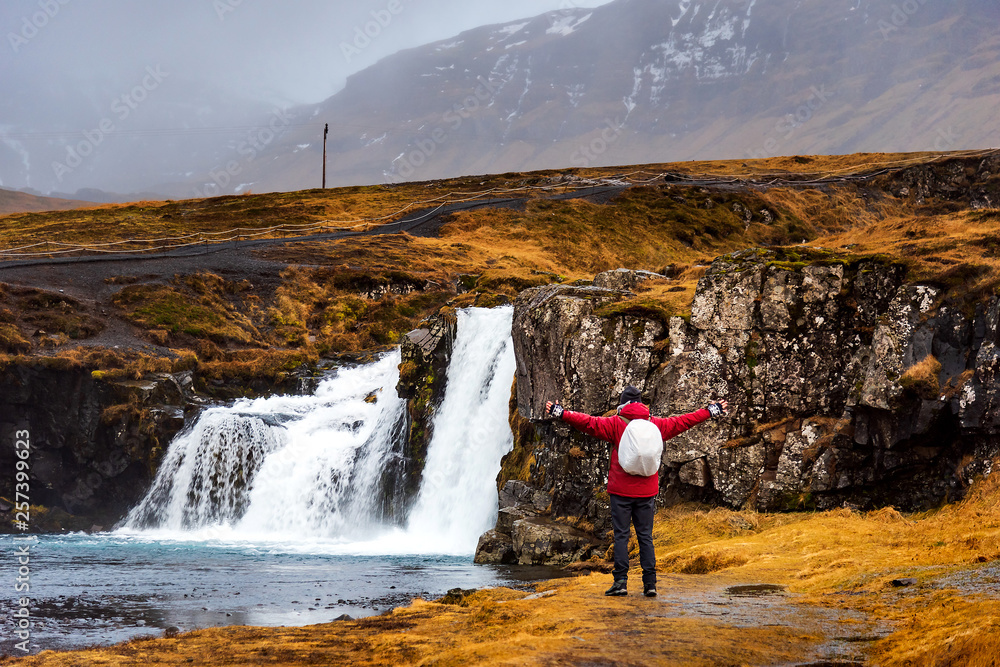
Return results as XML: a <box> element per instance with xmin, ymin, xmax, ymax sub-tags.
<box><xmin>619</xmin><ymin>386</ymin><xmax>642</xmax><ymax>406</ymax></box>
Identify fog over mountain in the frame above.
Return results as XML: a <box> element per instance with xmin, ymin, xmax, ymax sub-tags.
<box><xmin>1</xmin><ymin>0</ymin><xmax>609</xmax><ymax>200</ymax></box>
<box><xmin>2</xmin><ymin>0</ymin><xmax>998</xmax><ymax>201</ymax></box>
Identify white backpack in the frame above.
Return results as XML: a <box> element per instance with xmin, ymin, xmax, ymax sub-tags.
<box><xmin>617</xmin><ymin>418</ymin><xmax>664</xmax><ymax>477</ymax></box>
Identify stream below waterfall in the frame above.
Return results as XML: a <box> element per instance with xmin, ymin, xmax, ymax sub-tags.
<box><xmin>0</xmin><ymin>533</ymin><xmax>565</xmax><ymax>654</ymax></box>
<box><xmin>2</xmin><ymin>307</ymin><xmax>566</xmax><ymax>655</ymax></box>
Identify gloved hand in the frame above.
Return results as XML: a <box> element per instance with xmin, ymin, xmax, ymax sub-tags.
<box><xmin>706</xmin><ymin>400</ymin><xmax>729</xmax><ymax>418</ymax></box>
<box><xmin>546</xmin><ymin>400</ymin><xmax>564</xmax><ymax>419</ymax></box>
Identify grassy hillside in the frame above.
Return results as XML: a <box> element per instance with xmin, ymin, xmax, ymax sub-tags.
<box><xmin>0</xmin><ymin>151</ymin><xmax>953</xmax><ymax>251</ymax></box>
<box><xmin>2</xmin><ymin>149</ymin><xmax>1000</xmax><ymax>663</ymax></box>
<box><xmin>0</xmin><ymin>149</ymin><xmax>997</xmax><ymax>395</ymax></box>
<box><xmin>0</xmin><ymin>187</ymin><xmax>89</xmax><ymax>215</ymax></box>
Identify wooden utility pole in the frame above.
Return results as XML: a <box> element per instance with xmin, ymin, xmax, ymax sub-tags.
<box><xmin>322</xmin><ymin>123</ymin><xmax>329</xmax><ymax>189</ymax></box>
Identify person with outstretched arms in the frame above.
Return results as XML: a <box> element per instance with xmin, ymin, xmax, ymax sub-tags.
<box><xmin>546</xmin><ymin>386</ymin><xmax>728</xmax><ymax>597</ymax></box>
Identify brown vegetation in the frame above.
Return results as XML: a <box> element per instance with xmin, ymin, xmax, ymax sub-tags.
<box><xmin>2</xmin><ymin>151</ymin><xmax>998</xmax><ymax>388</ymax></box>
<box><xmin>7</xmin><ymin>471</ymin><xmax>1000</xmax><ymax>666</ymax></box>
<box><xmin>3</xmin><ymin>151</ymin><xmax>1000</xmax><ymax>663</ymax></box>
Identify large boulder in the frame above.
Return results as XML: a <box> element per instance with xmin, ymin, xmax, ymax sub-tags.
<box><xmin>473</xmin><ymin>529</ymin><xmax>517</xmax><ymax>565</ymax></box>
<box><xmin>474</xmin><ymin>481</ymin><xmax>590</xmax><ymax>566</ymax></box>
<box><xmin>507</xmin><ymin>249</ymin><xmax>1000</xmax><ymax>517</ymax></box>
<box><xmin>510</xmin><ymin>517</ymin><xmax>600</xmax><ymax>565</ymax></box>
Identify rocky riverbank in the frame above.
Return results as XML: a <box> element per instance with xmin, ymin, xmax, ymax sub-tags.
<box><xmin>7</xmin><ymin>480</ymin><xmax>1000</xmax><ymax>665</ymax></box>
<box><xmin>476</xmin><ymin>251</ymin><xmax>1000</xmax><ymax>565</ymax></box>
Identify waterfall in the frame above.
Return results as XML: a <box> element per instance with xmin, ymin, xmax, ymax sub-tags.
<box><xmin>124</xmin><ymin>351</ymin><xmax>409</xmax><ymax>539</ymax></box>
<box><xmin>122</xmin><ymin>307</ymin><xmax>515</xmax><ymax>556</ymax></box>
<box><xmin>401</xmin><ymin>306</ymin><xmax>516</xmax><ymax>553</ymax></box>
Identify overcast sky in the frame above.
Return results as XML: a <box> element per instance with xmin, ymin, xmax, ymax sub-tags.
<box><xmin>2</xmin><ymin>0</ymin><xmax>613</xmax><ymax>106</ymax></box>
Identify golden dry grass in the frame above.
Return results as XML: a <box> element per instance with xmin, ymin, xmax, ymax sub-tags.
<box><xmin>0</xmin><ymin>150</ymin><xmax>967</xmax><ymax>254</ymax></box>
<box><xmin>3</xmin><ymin>150</ymin><xmax>998</xmax><ymax>378</ymax></box>
<box><xmin>900</xmin><ymin>355</ymin><xmax>944</xmax><ymax>399</ymax></box>
<box><xmin>7</xmin><ymin>473</ymin><xmax>1000</xmax><ymax>666</ymax></box>
<box><xmin>649</xmin><ymin>474</ymin><xmax>1000</xmax><ymax>666</ymax></box>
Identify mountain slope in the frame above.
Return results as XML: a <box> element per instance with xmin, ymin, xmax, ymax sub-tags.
<box><xmin>0</xmin><ymin>72</ymin><xmax>283</xmax><ymax>199</ymax></box>
<box><xmin>236</xmin><ymin>0</ymin><xmax>1000</xmax><ymax>193</ymax></box>
<box><xmin>0</xmin><ymin>187</ymin><xmax>89</xmax><ymax>215</ymax></box>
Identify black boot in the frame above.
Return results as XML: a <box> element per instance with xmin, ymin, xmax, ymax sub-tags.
<box><xmin>643</xmin><ymin>584</ymin><xmax>657</xmax><ymax>597</ymax></box>
<box><xmin>605</xmin><ymin>579</ymin><xmax>628</xmax><ymax>596</ymax></box>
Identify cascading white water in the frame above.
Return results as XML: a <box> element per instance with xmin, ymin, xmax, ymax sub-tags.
<box><xmin>124</xmin><ymin>351</ymin><xmax>409</xmax><ymax>540</ymax></box>
<box><xmin>122</xmin><ymin>307</ymin><xmax>516</xmax><ymax>556</ymax></box>
<box><xmin>398</xmin><ymin>306</ymin><xmax>516</xmax><ymax>553</ymax></box>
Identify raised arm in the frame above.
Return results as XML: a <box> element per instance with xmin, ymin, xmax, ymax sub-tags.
<box><xmin>545</xmin><ymin>400</ymin><xmax>620</xmax><ymax>443</ymax></box>
<box><xmin>653</xmin><ymin>400</ymin><xmax>729</xmax><ymax>439</ymax></box>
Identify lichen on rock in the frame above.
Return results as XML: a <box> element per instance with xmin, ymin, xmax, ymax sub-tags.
<box><xmin>501</xmin><ymin>249</ymin><xmax>1000</xmax><ymax>533</ymax></box>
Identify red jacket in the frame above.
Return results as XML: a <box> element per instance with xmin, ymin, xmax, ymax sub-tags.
<box><xmin>561</xmin><ymin>402</ymin><xmax>711</xmax><ymax>498</ymax></box>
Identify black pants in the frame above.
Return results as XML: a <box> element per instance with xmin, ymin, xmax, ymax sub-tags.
<box><xmin>609</xmin><ymin>493</ymin><xmax>656</xmax><ymax>586</ymax></box>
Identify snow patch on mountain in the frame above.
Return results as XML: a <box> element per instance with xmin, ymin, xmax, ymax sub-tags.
<box><xmin>699</xmin><ymin>15</ymin><xmax>737</xmax><ymax>48</ymax></box>
<box><xmin>496</xmin><ymin>22</ymin><xmax>530</xmax><ymax>38</ymax></box>
<box><xmin>546</xmin><ymin>12</ymin><xmax>593</xmax><ymax>36</ymax></box>
<box><xmin>360</xmin><ymin>133</ymin><xmax>387</xmax><ymax>148</ymax></box>
<box><xmin>671</xmin><ymin>1</ymin><xmax>694</xmax><ymax>27</ymax></box>
<box><xmin>744</xmin><ymin>0</ymin><xmax>757</xmax><ymax>33</ymax></box>
<box><xmin>503</xmin><ymin>56</ymin><xmax>533</xmax><ymax>140</ymax></box>
<box><xmin>638</xmin><ymin>3</ymin><xmax>758</xmax><ymax>87</ymax></box>
<box><xmin>489</xmin><ymin>53</ymin><xmax>523</xmax><ymax>101</ymax></box>
<box><xmin>567</xmin><ymin>83</ymin><xmax>586</xmax><ymax>108</ymax></box>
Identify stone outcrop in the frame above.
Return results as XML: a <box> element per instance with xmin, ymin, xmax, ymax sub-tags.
<box><xmin>510</xmin><ymin>517</ymin><xmax>600</xmax><ymax>565</ymax></box>
<box><xmin>0</xmin><ymin>366</ymin><xmax>195</xmax><ymax>531</ymax></box>
<box><xmin>473</xmin><ymin>529</ymin><xmax>517</xmax><ymax>565</ymax></box>
<box><xmin>874</xmin><ymin>153</ymin><xmax>1000</xmax><ymax>209</ymax></box>
<box><xmin>474</xmin><ymin>480</ymin><xmax>601</xmax><ymax>565</ymax></box>
<box><xmin>503</xmin><ymin>254</ymin><xmax>1000</xmax><ymax>528</ymax></box>
<box><xmin>396</xmin><ymin>309</ymin><xmax>458</xmax><ymax>505</ymax></box>
<box><xmin>592</xmin><ymin>268</ymin><xmax>666</xmax><ymax>292</ymax></box>
<box><xmin>513</xmin><ymin>283</ymin><xmax>664</xmax><ymax>422</ymax></box>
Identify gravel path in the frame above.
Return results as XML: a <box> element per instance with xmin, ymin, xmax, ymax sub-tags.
<box><xmin>0</xmin><ymin>186</ymin><xmax>626</xmax><ymax>352</ymax></box>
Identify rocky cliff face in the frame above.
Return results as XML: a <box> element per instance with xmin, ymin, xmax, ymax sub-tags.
<box><xmin>395</xmin><ymin>309</ymin><xmax>458</xmax><ymax>508</ymax></box>
<box><xmin>0</xmin><ymin>366</ymin><xmax>193</xmax><ymax>531</ymax></box>
<box><xmin>503</xmin><ymin>256</ymin><xmax>1000</xmax><ymax>543</ymax></box>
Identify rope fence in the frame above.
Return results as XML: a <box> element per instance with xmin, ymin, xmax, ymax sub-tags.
<box><xmin>2</xmin><ymin>148</ymin><xmax>996</xmax><ymax>261</ymax></box>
